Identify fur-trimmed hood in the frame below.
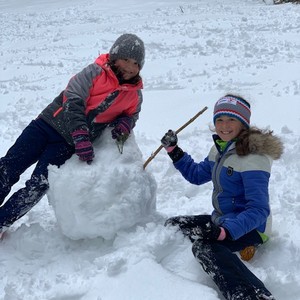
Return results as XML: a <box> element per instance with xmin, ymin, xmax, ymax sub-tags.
<box><xmin>235</xmin><ymin>127</ymin><xmax>284</xmax><ymax>160</ymax></box>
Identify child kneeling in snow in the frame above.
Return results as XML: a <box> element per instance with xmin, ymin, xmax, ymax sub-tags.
<box><xmin>161</xmin><ymin>94</ymin><xmax>283</xmax><ymax>300</ymax></box>
<box><xmin>0</xmin><ymin>33</ymin><xmax>145</xmax><ymax>237</ymax></box>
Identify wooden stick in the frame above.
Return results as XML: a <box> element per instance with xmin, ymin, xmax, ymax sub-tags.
<box><xmin>143</xmin><ymin>106</ymin><xmax>208</xmax><ymax>169</ymax></box>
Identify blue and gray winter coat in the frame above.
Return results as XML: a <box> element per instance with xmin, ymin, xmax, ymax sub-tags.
<box><xmin>173</xmin><ymin>128</ymin><xmax>283</xmax><ymax>240</ymax></box>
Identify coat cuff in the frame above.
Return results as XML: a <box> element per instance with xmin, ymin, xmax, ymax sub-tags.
<box><xmin>168</xmin><ymin>146</ymin><xmax>184</xmax><ymax>163</ymax></box>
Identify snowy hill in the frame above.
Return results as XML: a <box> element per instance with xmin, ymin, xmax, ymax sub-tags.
<box><xmin>0</xmin><ymin>0</ymin><xmax>300</xmax><ymax>299</ymax></box>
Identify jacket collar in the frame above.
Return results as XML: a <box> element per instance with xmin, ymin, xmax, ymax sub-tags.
<box><xmin>213</xmin><ymin>134</ymin><xmax>236</xmax><ymax>154</ymax></box>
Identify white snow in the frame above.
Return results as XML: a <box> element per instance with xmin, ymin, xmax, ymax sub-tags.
<box><xmin>0</xmin><ymin>0</ymin><xmax>300</xmax><ymax>299</ymax></box>
<box><xmin>48</xmin><ymin>130</ymin><xmax>157</xmax><ymax>241</ymax></box>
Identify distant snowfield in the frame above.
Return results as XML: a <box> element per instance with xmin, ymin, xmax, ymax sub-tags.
<box><xmin>0</xmin><ymin>0</ymin><xmax>300</xmax><ymax>299</ymax></box>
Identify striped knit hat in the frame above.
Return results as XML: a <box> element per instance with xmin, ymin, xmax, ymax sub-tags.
<box><xmin>213</xmin><ymin>95</ymin><xmax>251</xmax><ymax>128</ymax></box>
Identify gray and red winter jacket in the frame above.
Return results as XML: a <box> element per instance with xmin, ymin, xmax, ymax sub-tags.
<box><xmin>39</xmin><ymin>54</ymin><xmax>143</xmax><ymax>145</ymax></box>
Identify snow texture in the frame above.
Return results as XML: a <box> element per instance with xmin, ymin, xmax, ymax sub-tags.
<box><xmin>48</xmin><ymin>130</ymin><xmax>157</xmax><ymax>240</ymax></box>
<box><xmin>0</xmin><ymin>0</ymin><xmax>300</xmax><ymax>299</ymax></box>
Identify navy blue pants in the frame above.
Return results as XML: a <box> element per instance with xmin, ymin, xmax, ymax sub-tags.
<box><xmin>166</xmin><ymin>215</ymin><xmax>273</xmax><ymax>300</ymax></box>
<box><xmin>0</xmin><ymin>118</ymin><xmax>74</xmax><ymax>230</ymax></box>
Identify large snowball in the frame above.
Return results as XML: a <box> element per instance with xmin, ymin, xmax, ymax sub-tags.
<box><xmin>47</xmin><ymin>129</ymin><xmax>157</xmax><ymax>240</ymax></box>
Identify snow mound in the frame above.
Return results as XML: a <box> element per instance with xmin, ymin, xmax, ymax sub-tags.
<box><xmin>47</xmin><ymin>129</ymin><xmax>157</xmax><ymax>240</ymax></box>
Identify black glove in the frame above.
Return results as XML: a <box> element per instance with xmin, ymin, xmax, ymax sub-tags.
<box><xmin>161</xmin><ymin>130</ymin><xmax>178</xmax><ymax>148</ymax></box>
<box><xmin>161</xmin><ymin>130</ymin><xmax>184</xmax><ymax>162</ymax></box>
<box><xmin>193</xmin><ymin>222</ymin><xmax>224</xmax><ymax>240</ymax></box>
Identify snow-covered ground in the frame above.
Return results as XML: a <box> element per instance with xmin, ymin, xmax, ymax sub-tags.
<box><xmin>1</xmin><ymin>0</ymin><xmax>300</xmax><ymax>299</ymax></box>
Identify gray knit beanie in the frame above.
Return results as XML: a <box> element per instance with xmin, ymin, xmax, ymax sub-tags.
<box><xmin>213</xmin><ymin>95</ymin><xmax>251</xmax><ymax>128</ymax></box>
<box><xmin>109</xmin><ymin>33</ymin><xmax>145</xmax><ymax>69</ymax></box>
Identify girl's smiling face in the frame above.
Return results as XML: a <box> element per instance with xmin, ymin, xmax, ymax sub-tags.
<box><xmin>215</xmin><ymin>115</ymin><xmax>244</xmax><ymax>141</ymax></box>
<box><xmin>114</xmin><ymin>58</ymin><xmax>140</xmax><ymax>81</ymax></box>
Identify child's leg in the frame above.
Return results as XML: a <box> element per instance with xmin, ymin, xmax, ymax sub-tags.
<box><xmin>192</xmin><ymin>238</ymin><xmax>273</xmax><ymax>299</ymax></box>
<box><xmin>165</xmin><ymin>214</ymin><xmax>211</xmax><ymax>242</ymax></box>
<box><xmin>0</xmin><ymin>119</ymin><xmax>49</xmax><ymax>204</ymax></box>
<box><xmin>0</xmin><ymin>118</ymin><xmax>74</xmax><ymax>231</ymax></box>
